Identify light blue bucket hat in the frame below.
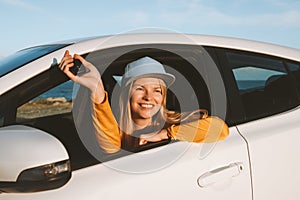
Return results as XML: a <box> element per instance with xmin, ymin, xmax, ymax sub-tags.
<box><xmin>113</xmin><ymin>56</ymin><xmax>175</xmax><ymax>87</ymax></box>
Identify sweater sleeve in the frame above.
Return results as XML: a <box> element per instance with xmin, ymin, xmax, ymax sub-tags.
<box><xmin>167</xmin><ymin>116</ymin><xmax>229</xmax><ymax>143</ymax></box>
<box><xmin>92</xmin><ymin>92</ymin><xmax>121</xmax><ymax>153</ymax></box>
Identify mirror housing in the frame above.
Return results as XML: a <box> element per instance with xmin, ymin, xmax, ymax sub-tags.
<box><xmin>0</xmin><ymin>125</ymin><xmax>71</xmax><ymax>193</ymax></box>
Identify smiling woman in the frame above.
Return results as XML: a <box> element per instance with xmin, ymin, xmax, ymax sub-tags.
<box><xmin>59</xmin><ymin>51</ymin><xmax>229</xmax><ymax>153</ymax></box>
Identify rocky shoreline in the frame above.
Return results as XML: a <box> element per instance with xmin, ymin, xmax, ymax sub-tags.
<box><xmin>17</xmin><ymin>97</ymin><xmax>72</xmax><ymax>119</ymax></box>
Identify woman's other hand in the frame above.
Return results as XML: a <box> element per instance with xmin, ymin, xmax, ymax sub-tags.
<box><xmin>139</xmin><ymin>129</ymin><xmax>169</xmax><ymax>145</ymax></box>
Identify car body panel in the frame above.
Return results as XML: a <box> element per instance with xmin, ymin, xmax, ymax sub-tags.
<box><xmin>1</xmin><ymin>127</ymin><xmax>252</xmax><ymax>200</ymax></box>
<box><xmin>237</xmin><ymin>106</ymin><xmax>300</xmax><ymax>199</ymax></box>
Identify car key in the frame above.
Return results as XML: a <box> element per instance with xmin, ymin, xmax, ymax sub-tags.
<box><xmin>70</xmin><ymin>58</ymin><xmax>89</xmax><ymax>76</ymax></box>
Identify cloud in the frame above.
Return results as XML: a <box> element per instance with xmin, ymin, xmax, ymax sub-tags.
<box><xmin>1</xmin><ymin>0</ymin><xmax>42</xmax><ymax>12</ymax></box>
<box><xmin>151</xmin><ymin>0</ymin><xmax>300</xmax><ymax>29</ymax></box>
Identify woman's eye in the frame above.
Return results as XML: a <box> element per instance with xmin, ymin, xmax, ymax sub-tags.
<box><xmin>135</xmin><ymin>86</ymin><xmax>143</xmax><ymax>91</ymax></box>
<box><xmin>155</xmin><ymin>89</ymin><xmax>162</xmax><ymax>93</ymax></box>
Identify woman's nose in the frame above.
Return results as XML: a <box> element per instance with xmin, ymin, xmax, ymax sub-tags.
<box><xmin>143</xmin><ymin>89</ymin><xmax>153</xmax><ymax>101</ymax></box>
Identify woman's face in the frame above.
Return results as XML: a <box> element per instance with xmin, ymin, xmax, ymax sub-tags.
<box><xmin>130</xmin><ymin>78</ymin><xmax>164</xmax><ymax>123</ymax></box>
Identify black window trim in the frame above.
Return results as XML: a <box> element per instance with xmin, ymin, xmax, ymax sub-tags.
<box><xmin>208</xmin><ymin>47</ymin><xmax>246</xmax><ymax>125</ymax></box>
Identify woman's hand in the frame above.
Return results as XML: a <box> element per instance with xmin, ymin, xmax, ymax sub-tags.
<box><xmin>59</xmin><ymin>50</ymin><xmax>105</xmax><ymax>103</ymax></box>
<box><xmin>139</xmin><ymin>129</ymin><xmax>169</xmax><ymax>145</ymax></box>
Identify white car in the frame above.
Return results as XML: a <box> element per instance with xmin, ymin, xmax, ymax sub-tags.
<box><xmin>1</xmin><ymin>33</ymin><xmax>300</xmax><ymax>200</ymax></box>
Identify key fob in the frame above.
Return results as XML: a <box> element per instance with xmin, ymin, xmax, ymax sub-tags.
<box><xmin>70</xmin><ymin>59</ymin><xmax>82</xmax><ymax>75</ymax></box>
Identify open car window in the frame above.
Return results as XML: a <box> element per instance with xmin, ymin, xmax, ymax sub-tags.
<box><xmin>72</xmin><ymin>44</ymin><xmax>224</xmax><ymax>162</ymax></box>
<box><xmin>16</xmin><ymin>80</ymin><xmax>75</xmax><ymax>123</ymax></box>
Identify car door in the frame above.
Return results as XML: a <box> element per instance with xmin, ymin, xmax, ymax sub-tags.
<box><xmin>2</xmin><ymin>126</ymin><xmax>252</xmax><ymax>199</ymax></box>
<box><xmin>1</xmin><ymin>44</ymin><xmax>252</xmax><ymax>199</ymax></box>
<box><xmin>221</xmin><ymin>49</ymin><xmax>300</xmax><ymax>200</ymax></box>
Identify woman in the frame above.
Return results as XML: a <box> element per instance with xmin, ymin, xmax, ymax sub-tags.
<box><xmin>59</xmin><ymin>50</ymin><xmax>229</xmax><ymax>153</ymax></box>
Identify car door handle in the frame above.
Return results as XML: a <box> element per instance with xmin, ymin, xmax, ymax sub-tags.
<box><xmin>197</xmin><ymin>162</ymin><xmax>244</xmax><ymax>187</ymax></box>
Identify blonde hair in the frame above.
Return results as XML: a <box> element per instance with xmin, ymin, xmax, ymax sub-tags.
<box><xmin>118</xmin><ymin>79</ymin><xmax>208</xmax><ymax>136</ymax></box>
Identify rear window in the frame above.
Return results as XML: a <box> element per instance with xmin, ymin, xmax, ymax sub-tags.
<box><xmin>0</xmin><ymin>44</ymin><xmax>69</xmax><ymax>77</ymax></box>
<box><xmin>227</xmin><ymin>51</ymin><xmax>299</xmax><ymax>121</ymax></box>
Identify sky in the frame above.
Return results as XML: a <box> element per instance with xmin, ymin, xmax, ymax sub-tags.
<box><xmin>0</xmin><ymin>0</ymin><xmax>300</xmax><ymax>58</ymax></box>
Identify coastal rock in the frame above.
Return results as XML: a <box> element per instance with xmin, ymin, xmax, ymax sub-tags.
<box><xmin>46</xmin><ymin>97</ymin><xmax>68</xmax><ymax>103</ymax></box>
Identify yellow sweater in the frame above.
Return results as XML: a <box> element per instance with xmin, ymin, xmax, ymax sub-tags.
<box><xmin>92</xmin><ymin>93</ymin><xmax>229</xmax><ymax>153</ymax></box>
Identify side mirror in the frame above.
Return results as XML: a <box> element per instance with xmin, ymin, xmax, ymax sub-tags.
<box><xmin>0</xmin><ymin>125</ymin><xmax>71</xmax><ymax>193</ymax></box>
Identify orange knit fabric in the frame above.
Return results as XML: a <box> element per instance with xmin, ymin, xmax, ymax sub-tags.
<box><xmin>92</xmin><ymin>92</ymin><xmax>229</xmax><ymax>153</ymax></box>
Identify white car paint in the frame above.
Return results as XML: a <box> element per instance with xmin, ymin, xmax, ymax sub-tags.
<box><xmin>237</xmin><ymin>107</ymin><xmax>300</xmax><ymax>199</ymax></box>
<box><xmin>0</xmin><ymin>125</ymin><xmax>68</xmax><ymax>182</ymax></box>
<box><xmin>2</xmin><ymin>127</ymin><xmax>252</xmax><ymax>200</ymax></box>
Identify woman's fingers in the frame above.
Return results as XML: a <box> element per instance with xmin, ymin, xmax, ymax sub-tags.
<box><xmin>74</xmin><ymin>53</ymin><xmax>84</xmax><ymax>62</ymax></box>
<box><xmin>139</xmin><ymin>139</ymin><xmax>148</xmax><ymax>145</ymax></box>
<box><xmin>74</xmin><ymin>54</ymin><xmax>97</xmax><ymax>72</ymax></box>
<box><xmin>64</xmin><ymin>49</ymin><xmax>70</xmax><ymax>57</ymax></box>
<box><xmin>74</xmin><ymin>54</ymin><xmax>89</xmax><ymax>68</ymax></box>
<box><xmin>59</xmin><ymin>57</ymin><xmax>73</xmax><ymax>70</ymax></box>
<box><xmin>59</xmin><ymin>50</ymin><xmax>72</xmax><ymax>70</ymax></box>
<box><xmin>139</xmin><ymin>130</ymin><xmax>168</xmax><ymax>145</ymax></box>
<box><xmin>59</xmin><ymin>50</ymin><xmax>78</xmax><ymax>81</ymax></box>
<box><xmin>63</xmin><ymin>64</ymin><xmax>78</xmax><ymax>82</ymax></box>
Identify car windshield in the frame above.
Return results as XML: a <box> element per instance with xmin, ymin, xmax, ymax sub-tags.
<box><xmin>0</xmin><ymin>44</ymin><xmax>69</xmax><ymax>77</ymax></box>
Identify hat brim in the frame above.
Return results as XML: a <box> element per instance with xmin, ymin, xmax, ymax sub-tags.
<box><xmin>114</xmin><ymin>73</ymin><xmax>175</xmax><ymax>88</ymax></box>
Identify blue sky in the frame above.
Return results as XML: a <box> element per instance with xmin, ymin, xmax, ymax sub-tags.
<box><xmin>1</xmin><ymin>0</ymin><xmax>300</xmax><ymax>57</ymax></box>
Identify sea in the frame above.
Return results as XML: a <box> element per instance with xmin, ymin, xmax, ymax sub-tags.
<box><xmin>36</xmin><ymin>80</ymin><xmax>79</xmax><ymax>101</ymax></box>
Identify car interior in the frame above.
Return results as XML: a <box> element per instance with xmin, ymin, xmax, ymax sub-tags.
<box><xmin>240</xmin><ymin>74</ymin><xmax>298</xmax><ymax>118</ymax></box>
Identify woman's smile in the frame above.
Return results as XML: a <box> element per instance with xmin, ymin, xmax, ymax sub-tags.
<box><xmin>139</xmin><ymin>103</ymin><xmax>154</xmax><ymax>108</ymax></box>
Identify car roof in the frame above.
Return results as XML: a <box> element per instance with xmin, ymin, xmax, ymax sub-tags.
<box><xmin>1</xmin><ymin>33</ymin><xmax>300</xmax><ymax>96</ymax></box>
<box><xmin>18</xmin><ymin>33</ymin><xmax>300</xmax><ymax>63</ymax></box>
<box><xmin>60</xmin><ymin>33</ymin><xmax>300</xmax><ymax>61</ymax></box>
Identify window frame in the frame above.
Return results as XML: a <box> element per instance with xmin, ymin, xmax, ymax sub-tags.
<box><xmin>73</xmin><ymin>44</ymin><xmax>218</xmax><ymax>161</ymax></box>
<box><xmin>0</xmin><ymin>44</ymin><xmax>239</xmax><ymax>170</ymax></box>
